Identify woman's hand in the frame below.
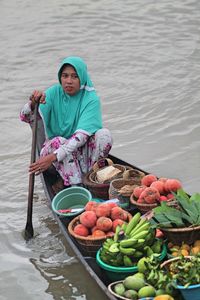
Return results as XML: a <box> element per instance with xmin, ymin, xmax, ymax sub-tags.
<box><xmin>29</xmin><ymin>153</ymin><xmax>57</xmax><ymax>175</ymax></box>
<box><xmin>29</xmin><ymin>90</ymin><xmax>46</xmax><ymax>110</ymax></box>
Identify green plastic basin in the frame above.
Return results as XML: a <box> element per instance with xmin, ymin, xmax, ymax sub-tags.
<box><xmin>52</xmin><ymin>186</ymin><xmax>92</xmax><ymax>217</ymax></box>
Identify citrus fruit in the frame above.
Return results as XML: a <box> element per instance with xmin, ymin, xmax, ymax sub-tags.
<box><xmin>114</xmin><ymin>283</ymin><xmax>125</xmax><ymax>296</ymax></box>
<box><xmin>123</xmin><ymin>276</ymin><xmax>146</xmax><ymax>291</ymax></box>
<box><xmin>124</xmin><ymin>290</ymin><xmax>138</xmax><ymax>300</ymax></box>
<box><xmin>138</xmin><ymin>285</ymin><xmax>156</xmax><ymax>298</ymax></box>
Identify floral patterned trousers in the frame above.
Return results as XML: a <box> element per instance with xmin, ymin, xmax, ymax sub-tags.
<box><xmin>40</xmin><ymin>128</ymin><xmax>113</xmax><ymax>186</ymax></box>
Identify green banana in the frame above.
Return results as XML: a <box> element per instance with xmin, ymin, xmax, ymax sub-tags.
<box><xmin>133</xmin><ymin>239</ymin><xmax>145</xmax><ymax>249</ymax></box>
<box><xmin>123</xmin><ymin>255</ymin><xmax>134</xmax><ymax>266</ymax></box>
<box><xmin>119</xmin><ymin>238</ymin><xmax>138</xmax><ymax>248</ymax></box>
<box><xmin>114</xmin><ymin>225</ymin><xmax>121</xmax><ymax>242</ymax></box>
<box><xmin>109</xmin><ymin>243</ymin><xmax>120</xmax><ymax>253</ymax></box>
<box><xmin>133</xmin><ymin>250</ymin><xmax>143</xmax><ymax>258</ymax></box>
<box><xmin>144</xmin><ymin>246</ymin><xmax>154</xmax><ymax>257</ymax></box>
<box><xmin>130</xmin><ymin>222</ymin><xmax>150</xmax><ymax>237</ymax></box>
<box><xmin>121</xmin><ymin>222</ymin><xmax>127</xmax><ymax>232</ymax></box>
<box><xmin>125</xmin><ymin>212</ymin><xmax>141</xmax><ymax>236</ymax></box>
<box><xmin>119</xmin><ymin>246</ymin><xmax>136</xmax><ymax>255</ymax></box>
<box><xmin>131</xmin><ymin>230</ymin><xmax>149</xmax><ymax>240</ymax></box>
<box><xmin>129</xmin><ymin>217</ymin><xmax>148</xmax><ymax>236</ymax></box>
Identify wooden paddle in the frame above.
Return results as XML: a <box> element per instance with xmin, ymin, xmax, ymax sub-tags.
<box><xmin>24</xmin><ymin>101</ymin><xmax>39</xmax><ymax>240</ymax></box>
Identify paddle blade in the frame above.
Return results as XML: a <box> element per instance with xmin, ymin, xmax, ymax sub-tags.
<box><xmin>24</xmin><ymin>222</ymin><xmax>34</xmax><ymax>241</ymax></box>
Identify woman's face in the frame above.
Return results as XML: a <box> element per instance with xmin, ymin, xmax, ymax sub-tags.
<box><xmin>60</xmin><ymin>65</ymin><xmax>80</xmax><ymax>95</ymax></box>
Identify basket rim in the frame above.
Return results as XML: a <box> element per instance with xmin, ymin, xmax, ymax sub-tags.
<box><xmin>160</xmin><ymin>224</ymin><xmax>200</xmax><ymax>232</ymax></box>
<box><xmin>130</xmin><ymin>193</ymin><xmax>175</xmax><ymax>208</ymax></box>
<box><xmin>108</xmin><ymin>281</ymin><xmax>138</xmax><ymax>300</ymax></box>
<box><xmin>130</xmin><ymin>194</ymin><xmax>158</xmax><ymax>208</ymax></box>
<box><xmin>82</xmin><ymin>170</ymin><xmax>110</xmax><ymax>187</ymax></box>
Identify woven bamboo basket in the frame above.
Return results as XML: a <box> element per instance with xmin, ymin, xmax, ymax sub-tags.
<box><xmin>68</xmin><ymin>213</ymin><xmax>132</xmax><ymax>257</ymax></box>
<box><xmin>89</xmin><ymin>164</ymin><xmax>126</xmax><ymax>184</ymax></box>
<box><xmin>122</xmin><ymin>169</ymin><xmax>145</xmax><ymax>183</ymax></box>
<box><xmin>82</xmin><ymin>170</ymin><xmax>109</xmax><ymax>199</ymax></box>
<box><xmin>82</xmin><ymin>158</ymin><xmax>126</xmax><ymax>200</ymax></box>
<box><xmin>109</xmin><ymin>178</ymin><xmax>138</xmax><ymax>209</ymax></box>
<box><xmin>130</xmin><ymin>193</ymin><xmax>158</xmax><ymax>213</ymax></box>
<box><xmin>160</xmin><ymin>225</ymin><xmax>200</xmax><ymax>246</ymax></box>
<box><xmin>130</xmin><ymin>192</ymin><xmax>177</xmax><ymax>214</ymax></box>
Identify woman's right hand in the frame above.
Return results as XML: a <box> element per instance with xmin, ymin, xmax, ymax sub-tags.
<box><xmin>29</xmin><ymin>90</ymin><xmax>46</xmax><ymax>110</ymax></box>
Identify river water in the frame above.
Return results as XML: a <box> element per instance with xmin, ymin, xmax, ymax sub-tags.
<box><xmin>1</xmin><ymin>0</ymin><xmax>200</xmax><ymax>299</ymax></box>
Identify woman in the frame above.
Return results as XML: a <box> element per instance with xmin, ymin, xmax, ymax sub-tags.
<box><xmin>20</xmin><ymin>56</ymin><xmax>113</xmax><ymax>190</ymax></box>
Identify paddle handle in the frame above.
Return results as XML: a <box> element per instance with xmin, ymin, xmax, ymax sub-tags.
<box><xmin>25</xmin><ymin>102</ymin><xmax>39</xmax><ymax>240</ymax></box>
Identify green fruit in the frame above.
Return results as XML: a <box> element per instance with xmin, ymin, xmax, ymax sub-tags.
<box><xmin>151</xmin><ymin>239</ymin><xmax>162</xmax><ymax>253</ymax></box>
<box><xmin>114</xmin><ymin>283</ymin><xmax>125</xmax><ymax>296</ymax></box>
<box><xmin>123</xmin><ymin>276</ymin><xmax>146</xmax><ymax>291</ymax></box>
<box><xmin>123</xmin><ymin>289</ymin><xmax>138</xmax><ymax>300</ymax></box>
<box><xmin>165</xmin><ymin>283</ymin><xmax>175</xmax><ymax>296</ymax></box>
<box><xmin>156</xmin><ymin>289</ymin><xmax>167</xmax><ymax>295</ymax></box>
<box><xmin>132</xmin><ymin>272</ymin><xmax>145</xmax><ymax>279</ymax></box>
<box><xmin>138</xmin><ymin>285</ymin><xmax>156</xmax><ymax>298</ymax></box>
<box><xmin>137</xmin><ymin>257</ymin><xmax>150</xmax><ymax>273</ymax></box>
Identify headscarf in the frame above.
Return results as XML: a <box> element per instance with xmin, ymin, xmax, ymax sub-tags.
<box><xmin>39</xmin><ymin>56</ymin><xmax>102</xmax><ymax>139</ymax></box>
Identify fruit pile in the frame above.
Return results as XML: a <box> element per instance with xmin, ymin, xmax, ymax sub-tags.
<box><xmin>165</xmin><ymin>254</ymin><xmax>200</xmax><ymax>287</ymax></box>
<box><xmin>99</xmin><ymin>212</ymin><xmax>164</xmax><ymax>267</ymax></box>
<box><xmin>168</xmin><ymin>240</ymin><xmax>200</xmax><ymax>257</ymax></box>
<box><xmin>73</xmin><ymin>201</ymin><xmax>129</xmax><ymax>238</ymax></box>
<box><xmin>111</xmin><ymin>271</ymin><xmax>174</xmax><ymax>299</ymax></box>
<box><xmin>132</xmin><ymin>174</ymin><xmax>182</xmax><ymax>204</ymax></box>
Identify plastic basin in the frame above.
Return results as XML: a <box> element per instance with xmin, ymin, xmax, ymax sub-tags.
<box><xmin>52</xmin><ymin>186</ymin><xmax>92</xmax><ymax>217</ymax></box>
<box><xmin>96</xmin><ymin>243</ymin><xmax>167</xmax><ymax>281</ymax></box>
<box><xmin>176</xmin><ymin>283</ymin><xmax>200</xmax><ymax>300</ymax></box>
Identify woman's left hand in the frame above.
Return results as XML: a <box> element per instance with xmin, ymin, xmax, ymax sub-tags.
<box><xmin>29</xmin><ymin>153</ymin><xmax>57</xmax><ymax>175</ymax></box>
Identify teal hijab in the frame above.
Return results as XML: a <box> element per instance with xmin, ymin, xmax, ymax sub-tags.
<box><xmin>39</xmin><ymin>56</ymin><xmax>102</xmax><ymax>139</ymax></box>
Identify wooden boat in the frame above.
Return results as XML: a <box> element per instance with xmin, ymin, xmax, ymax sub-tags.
<box><xmin>36</xmin><ymin>120</ymin><xmax>145</xmax><ymax>300</ymax></box>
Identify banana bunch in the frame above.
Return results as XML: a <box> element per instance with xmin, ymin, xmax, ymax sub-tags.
<box><xmin>100</xmin><ymin>212</ymin><xmax>162</xmax><ymax>267</ymax></box>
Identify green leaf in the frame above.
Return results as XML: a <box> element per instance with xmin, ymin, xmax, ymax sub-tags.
<box><xmin>190</xmin><ymin>193</ymin><xmax>200</xmax><ymax>202</ymax></box>
<box><xmin>153</xmin><ymin>202</ymin><xmax>188</xmax><ymax>228</ymax></box>
<box><xmin>175</xmin><ymin>194</ymin><xmax>199</xmax><ymax>225</ymax></box>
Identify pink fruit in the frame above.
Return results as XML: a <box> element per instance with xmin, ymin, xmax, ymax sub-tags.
<box><xmin>79</xmin><ymin>211</ymin><xmax>97</xmax><ymax>228</ymax></box>
<box><xmin>95</xmin><ymin>203</ymin><xmax>111</xmax><ymax>217</ymax></box>
<box><xmin>159</xmin><ymin>195</ymin><xmax>168</xmax><ymax>202</ymax></box>
<box><xmin>165</xmin><ymin>179</ymin><xmax>182</xmax><ymax>192</ymax></box>
<box><xmin>111</xmin><ymin>207</ymin><xmax>128</xmax><ymax>221</ymax></box>
<box><xmin>85</xmin><ymin>201</ymin><xmax>99</xmax><ymax>212</ymax></box>
<box><xmin>133</xmin><ymin>185</ymin><xmax>146</xmax><ymax>198</ymax></box>
<box><xmin>137</xmin><ymin>197</ymin><xmax>145</xmax><ymax>203</ymax></box>
<box><xmin>141</xmin><ymin>174</ymin><xmax>157</xmax><ymax>187</ymax></box>
<box><xmin>140</xmin><ymin>187</ymin><xmax>160</xmax><ymax>204</ymax></box>
<box><xmin>112</xmin><ymin>219</ymin><xmax>125</xmax><ymax>232</ymax></box>
<box><xmin>74</xmin><ymin>224</ymin><xmax>89</xmax><ymax>237</ymax></box>
<box><xmin>92</xmin><ymin>230</ymin><xmax>106</xmax><ymax>238</ymax></box>
<box><xmin>167</xmin><ymin>193</ymin><xmax>175</xmax><ymax>200</ymax></box>
<box><xmin>96</xmin><ymin>217</ymin><xmax>113</xmax><ymax>232</ymax></box>
<box><xmin>150</xmin><ymin>180</ymin><xmax>165</xmax><ymax>194</ymax></box>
